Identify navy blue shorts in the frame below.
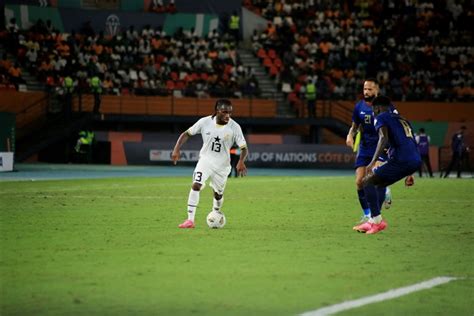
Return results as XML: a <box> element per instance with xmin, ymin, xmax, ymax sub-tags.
<box><xmin>355</xmin><ymin>152</ymin><xmax>388</xmax><ymax>169</ymax></box>
<box><xmin>374</xmin><ymin>159</ymin><xmax>422</xmax><ymax>185</ymax></box>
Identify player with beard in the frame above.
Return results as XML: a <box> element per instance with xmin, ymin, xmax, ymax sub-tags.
<box><xmin>172</xmin><ymin>99</ymin><xmax>248</xmax><ymax>228</ymax></box>
<box><xmin>346</xmin><ymin>79</ymin><xmax>392</xmax><ymax>224</ymax></box>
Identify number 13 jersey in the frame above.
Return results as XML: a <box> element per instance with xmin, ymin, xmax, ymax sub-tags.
<box><xmin>186</xmin><ymin>116</ymin><xmax>247</xmax><ymax>169</ymax></box>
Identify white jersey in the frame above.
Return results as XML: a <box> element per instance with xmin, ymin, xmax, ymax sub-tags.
<box><xmin>187</xmin><ymin>115</ymin><xmax>247</xmax><ymax>169</ymax></box>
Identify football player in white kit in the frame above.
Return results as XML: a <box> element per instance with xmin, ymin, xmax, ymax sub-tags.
<box><xmin>172</xmin><ymin>99</ymin><xmax>248</xmax><ymax>228</ymax></box>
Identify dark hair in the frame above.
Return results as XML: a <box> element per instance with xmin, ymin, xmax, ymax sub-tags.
<box><xmin>372</xmin><ymin>95</ymin><xmax>391</xmax><ymax>107</ymax></box>
<box><xmin>212</xmin><ymin>99</ymin><xmax>232</xmax><ymax>118</ymax></box>
<box><xmin>215</xmin><ymin>99</ymin><xmax>232</xmax><ymax>111</ymax></box>
<box><xmin>365</xmin><ymin>77</ymin><xmax>378</xmax><ymax>85</ymax></box>
<box><xmin>461</xmin><ymin>125</ymin><xmax>467</xmax><ymax>130</ymax></box>
<box><xmin>419</xmin><ymin>128</ymin><xmax>425</xmax><ymax>133</ymax></box>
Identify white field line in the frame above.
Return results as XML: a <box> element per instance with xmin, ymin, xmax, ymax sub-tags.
<box><xmin>300</xmin><ymin>276</ymin><xmax>459</xmax><ymax>316</ymax></box>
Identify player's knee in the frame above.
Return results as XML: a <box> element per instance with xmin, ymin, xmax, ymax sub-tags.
<box><xmin>191</xmin><ymin>182</ymin><xmax>202</xmax><ymax>191</ymax></box>
<box><xmin>363</xmin><ymin>174</ymin><xmax>384</xmax><ymax>188</ymax></box>
<box><xmin>356</xmin><ymin>177</ymin><xmax>364</xmax><ymax>189</ymax></box>
<box><xmin>361</xmin><ymin>175</ymin><xmax>371</xmax><ymax>188</ymax></box>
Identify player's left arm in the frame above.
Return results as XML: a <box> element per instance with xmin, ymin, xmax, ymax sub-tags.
<box><xmin>236</xmin><ymin>146</ymin><xmax>248</xmax><ymax>177</ymax></box>
<box><xmin>367</xmin><ymin>126</ymin><xmax>389</xmax><ymax>173</ymax></box>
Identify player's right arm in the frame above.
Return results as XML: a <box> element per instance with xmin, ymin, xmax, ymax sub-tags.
<box><xmin>346</xmin><ymin>122</ymin><xmax>359</xmax><ymax>149</ymax></box>
<box><xmin>171</xmin><ymin>131</ymin><xmax>191</xmax><ymax>165</ymax></box>
<box><xmin>172</xmin><ymin>118</ymin><xmax>204</xmax><ymax>164</ymax></box>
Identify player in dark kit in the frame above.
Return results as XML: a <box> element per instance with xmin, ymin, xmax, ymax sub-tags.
<box><xmin>346</xmin><ymin>79</ymin><xmax>392</xmax><ymax>223</ymax></box>
<box><xmin>442</xmin><ymin>126</ymin><xmax>467</xmax><ymax>178</ymax></box>
<box><xmin>353</xmin><ymin>96</ymin><xmax>422</xmax><ymax>234</ymax></box>
<box><xmin>416</xmin><ymin>128</ymin><xmax>434</xmax><ymax>177</ymax></box>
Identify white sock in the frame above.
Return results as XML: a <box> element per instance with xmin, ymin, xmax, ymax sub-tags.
<box><xmin>213</xmin><ymin>196</ymin><xmax>224</xmax><ymax>212</ymax></box>
<box><xmin>371</xmin><ymin>215</ymin><xmax>382</xmax><ymax>224</ymax></box>
<box><xmin>385</xmin><ymin>186</ymin><xmax>391</xmax><ymax>196</ymax></box>
<box><xmin>187</xmin><ymin>189</ymin><xmax>200</xmax><ymax>221</ymax></box>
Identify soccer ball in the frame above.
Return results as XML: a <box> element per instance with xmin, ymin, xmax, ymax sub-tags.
<box><xmin>206</xmin><ymin>210</ymin><xmax>226</xmax><ymax>229</ymax></box>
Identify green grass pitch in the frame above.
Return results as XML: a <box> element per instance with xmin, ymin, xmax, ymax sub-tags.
<box><xmin>1</xmin><ymin>176</ymin><xmax>473</xmax><ymax>315</ymax></box>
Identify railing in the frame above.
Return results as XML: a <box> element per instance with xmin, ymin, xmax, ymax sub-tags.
<box><xmin>289</xmin><ymin>98</ymin><xmax>353</xmax><ymax>122</ymax></box>
<box><xmin>73</xmin><ymin>94</ymin><xmax>278</xmax><ymax>118</ymax></box>
<box><xmin>324</xmin><ymin>100</ymin><xmax>353</xmax><ymax>123</ymax></box>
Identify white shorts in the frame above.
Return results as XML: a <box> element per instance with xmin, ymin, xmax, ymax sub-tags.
<box><xmin>192</xmin><ymin>159</ymin><xmax>231</xmax><ymax>195</ymax></box>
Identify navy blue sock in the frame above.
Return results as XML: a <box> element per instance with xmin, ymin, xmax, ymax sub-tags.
<box><xmin>363</xmin><ymin>184</ymin><xmax>380</xmax><ymax>218</ymax></box>
<box><xmin>377</xmin><ymin>186</ymin><xmax>386</xmax><ymax>211</ymax></box>
<box><xmin>357</xmin><ymin>189</ymin><xmax>371</xmax><ymax>216</ymax></box>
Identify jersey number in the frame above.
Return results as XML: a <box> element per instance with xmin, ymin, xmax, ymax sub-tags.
<box><xmin>364</xmin><ymin>114</ymin><xmax>371</xmax><ymax>124</ymax></box>
<box><xmin>211</xmin><ymin>142</ymin><xmax>221</xmax><ymax>153</ymax></box>
<box><xmin>399</xmin><ymin>119</ymin><xmax>414</xmax><ymax>138</ymax></box>
<box><xmin>194</xmin><ymin>172</ymin><xmax>203</xmax><ymax>182</ymax></box>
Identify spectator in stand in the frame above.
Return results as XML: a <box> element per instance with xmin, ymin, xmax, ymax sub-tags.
<box><xmin>8</xmin><ymin>62</ymin><xmax>24</xmax><ymax>87</ymax></box>
<box><xmin>102</xmin><ymin>75</ymin><xmax>115</xmax><ymax>95</ymax></box>
<box><xmin>228</xmin><ymin>11</ymin><xmax>240</xmax><ymax>44</ymax></box>
<box><xmin>152</xmin><ymin>0</ymin><xmax>166</xmax><ymax>13</ymax></box>
<box><xmin>25</xmin><ymin>48</ymin><xmax>38</xmax><ymax>72</ymax></box>
<box><xmin>6</xmin><ymin>18</ymin><xmax>19</xmax><ymax>34</ymax></box>
<box><xmin>303</xmin><ymin>78</ymin><xmax>317</xmax><ymax>118</ymax></box>
<box><xmin>63</xmin><ymin>74</ymin><xmax>76</xmax><ymax>120</ymax></box>
<box><xmin>0</xmin><ymin>54</ymin><xmax>12</xmax><ymax>75</ymax></box>
<box><xmin>167</xmin><ymin>0</ymin><xmax>177</xmax><ymax>14</ymax></box>
<box><xmin>89</xmin><ymin>74</ymin><xmax>102</xmax><ymax>113</ymax></box>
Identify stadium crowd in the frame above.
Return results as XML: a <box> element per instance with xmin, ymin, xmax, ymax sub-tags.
<box><xmin>245</xmin><ymin>0</ymin><xmax>473</xmax><ymax>103</ymax></box>
<box><xmin>1</xmin><ymin>18</ymin><xmax>260</xmax><ymax>98</ymax></box>
<box><xmin>1</xmin><ymin>0</ymin><xmax>472</xmax><ymax>104</ymax></box>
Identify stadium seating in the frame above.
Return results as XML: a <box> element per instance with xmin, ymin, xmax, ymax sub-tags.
<box><xmin>2</xmin><ymin>19</ymin><xmax>261</xmax><ymax>99</ymax></box>
<box><xmin>246</xmin><ymin>0</ymin><xmax>473</xmax><ymax>102</ymax></box>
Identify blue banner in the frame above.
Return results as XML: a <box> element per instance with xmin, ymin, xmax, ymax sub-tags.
<box><xmin>124</xmin><ymin>142</ymin><xmax>356</xmax><ymax>169</ymax></box>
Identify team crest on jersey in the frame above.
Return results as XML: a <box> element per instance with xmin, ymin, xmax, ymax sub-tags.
<box><xmin>224</xmin><ymin>134</ymin><xmax>231</xmax><ymax>141</ymax></box>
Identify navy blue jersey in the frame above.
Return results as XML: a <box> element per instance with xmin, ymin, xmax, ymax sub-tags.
<box><xmin>374</xmin><ymin>111</ymin><xmax>421</xmax><ymax>162</ymax></box>
<box><xmin>451</xmin><ymin>132</ymin><xmax>464</xmax><ymax>155</ymax></box>
<box><xmin>352</xmin><ymin>100</ymin><xmax>378</xmax><ymax>151</ymax></box>
<box><xmin>416</xmin><ymin>134</ymin><xmax>430</xmax><ymax>155</ymax></box>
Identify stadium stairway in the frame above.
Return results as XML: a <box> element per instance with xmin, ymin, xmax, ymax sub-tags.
<box><xmin>0</xmin><ymin>45</ymin><xmax>45</xmax><ymax>92</ymax></box>
<box><xmin>20</xmin><ymin>69</ymin><xmax>45</xmax><ymax>92</ymax></box>
<box><xmin>15</xmin><ymin>95</ymin><xmax>94</xmax><ymax>162</ymax></box>
<box><xmin>237</xmin><ymin>48</ymin><xmax>294</xmax><ymax>118</ymax></box>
